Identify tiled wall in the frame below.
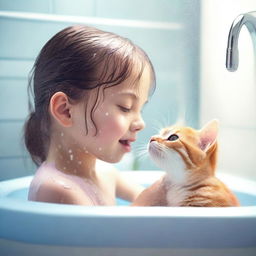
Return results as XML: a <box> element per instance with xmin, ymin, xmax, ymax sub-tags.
<box><xmin>0</xmin><ymin>0</ymin><xmax>200</xmax><ymax>180</ymax></box>
<box><xmin>200</xmin><ymin>0</ymin><xmax>256</xmax><ymax>180</ymax></box>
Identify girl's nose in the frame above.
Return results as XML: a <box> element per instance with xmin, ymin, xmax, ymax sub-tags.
<box><xmin>130</xmin><ymin>116</ymin><xmax>145</xmax><ymax>132</ymax></box>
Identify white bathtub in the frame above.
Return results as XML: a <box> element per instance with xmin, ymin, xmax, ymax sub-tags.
<box><xmin>0</xmin><ymin>171</ymin><xmax>256</xmax><ymax>256</ymax></box>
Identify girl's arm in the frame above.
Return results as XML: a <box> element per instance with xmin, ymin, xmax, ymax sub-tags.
<box><xmin>96</xmin><ymin>159</ymin><xmax>145</xmax><ymax>203</ymax></box>
<box><xmin>131</xmin><ymin>178</ymin><xmax>166</xmax><ymax>206</ymax></box>
<box><xmin>114</xmin><ymin>169</ymin><xmax>145</xmax><ymax>203</ymax></box>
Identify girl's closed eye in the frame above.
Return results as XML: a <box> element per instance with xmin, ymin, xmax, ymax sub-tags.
<box><xmin>118</xmin><ymin>105</ymin><xmax>132</xmax><ymax>113</ymax></box>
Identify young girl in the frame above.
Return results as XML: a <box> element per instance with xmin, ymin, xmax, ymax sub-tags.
<box><xmin>24</xmin><ymin>25</ymin><xmax>155</xmax><ymax>206</ymax></box>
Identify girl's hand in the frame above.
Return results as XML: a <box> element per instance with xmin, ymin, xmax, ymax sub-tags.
<box><xmin>131</xmin><ymin>176</ymin><xmax>167</xmax><ymax>206</ymax></box>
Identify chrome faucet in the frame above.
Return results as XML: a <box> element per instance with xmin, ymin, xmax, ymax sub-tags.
<box><xmin>226</xmin><ymin>11</ymin><xmax>256</xmax><ymax>71</ymax></box>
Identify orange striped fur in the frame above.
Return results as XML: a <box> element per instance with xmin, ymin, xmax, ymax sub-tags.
<box><xmin>133</xmin><ymin>120</ymin><xmax>239</xmax><ymax>207</ymax></box>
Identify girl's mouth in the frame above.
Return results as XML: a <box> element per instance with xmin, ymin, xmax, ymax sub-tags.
<box><xmin>119</xmin><ymin>140</ymin><xmax>131</xmax><ymax>152</ymax></box>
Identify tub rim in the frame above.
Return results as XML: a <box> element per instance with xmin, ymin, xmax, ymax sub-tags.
<box><xmin>1</xmin><ymin>171</ymin><xmax>256</xmax><ymax>217</ymax></box>
<box><xmin>0</xmin><ymin>171</ymin><xmax>256</xmax><ymax>248</ymax></box>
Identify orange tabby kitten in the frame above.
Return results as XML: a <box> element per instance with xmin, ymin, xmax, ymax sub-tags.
<box><xmin>133</xmin><ymin>120</ymin><xmax>239</xmax><ymax>207</ymax></box>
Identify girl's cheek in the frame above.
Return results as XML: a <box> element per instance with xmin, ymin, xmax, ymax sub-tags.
<box><xmin>100</xmin><ymin>114</ymin><xmax>126</xmax><ymax>140</ymax></box>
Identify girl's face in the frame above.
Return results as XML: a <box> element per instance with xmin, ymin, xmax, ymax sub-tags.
<box><xmin>70</xmin><ymin>65</ymin><xmax>151</xmax><ymax>163</ymax></box>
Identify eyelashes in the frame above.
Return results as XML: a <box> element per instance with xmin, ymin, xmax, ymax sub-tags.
<box><xmin>118</xmin><ymin>105</ymin><xmax>146</xmax><ymax>114</ymax></box>
<box><xmin>118</xmin><ymin>105</ymin><xmax>131</xmax><ymax>113</ymax></box>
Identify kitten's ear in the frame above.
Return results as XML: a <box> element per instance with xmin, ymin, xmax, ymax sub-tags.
<box><xmin>199</xmin><ymin>119</ymin><xmax>219</xmax><ymax>152</ymax></box>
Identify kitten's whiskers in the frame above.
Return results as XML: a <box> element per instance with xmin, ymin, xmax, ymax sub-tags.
<box><xmin>151</xmin><ymin>119</ymin><xmax>164</xmax><ymax>133</ymax></box>
<box><xmin>134</xmin><ymin>143</ymin><xmax>149</xmax><ymax>161</ymax></box>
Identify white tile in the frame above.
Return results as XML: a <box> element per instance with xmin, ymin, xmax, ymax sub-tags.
<box><xmin>0</xmin><ymin>121</ymin><xmax>28</xmax><ymax>157</ymax></box>
<box><xmin>0</xmin><ymin>79</ymin><xmax>29</xmax><ymax>119</ymax></box>
<box><xmin>200</xmin><ymin>0</ymin><xmax>256</xmax><ymax>129</ymax></box>
<box><xmin>0</xmin><ymin>157</ymin><xmax>35</xmax><ymax>181</ymax></box>
<box><xmin>53</xmin><ymin>0</ymin><xmax>95</xmax><ymax>16</ymax></box>
<box><xmin>0</xmin><ymin>59</ymin><xmax>33</xmax><ymax>78</ymax></box>
<box><xmin>96</xmin><ymin>0</ymin><xmax>185</xmax><ymax>22</ymax></box>
<box><xmin>217</xmin><ymin>127</ymin><xmax>256</xmax><ymax>180</ymax></box>
<box><xmin>0</xmin><ymin>0</ymin><xmax>51</xmax><ymax>13</ymax></box>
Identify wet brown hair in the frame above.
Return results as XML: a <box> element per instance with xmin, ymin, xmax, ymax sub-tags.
<box><xmin>24</xmin><ymin>25</ymin><xmax>155</xmax><ymax>166</ymax></box>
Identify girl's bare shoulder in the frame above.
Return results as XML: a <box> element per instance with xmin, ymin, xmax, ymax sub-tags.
<box><xmin>29</xmin><ymin>170</ymin><xmax>92</xmax><ymax>205</ymax></box>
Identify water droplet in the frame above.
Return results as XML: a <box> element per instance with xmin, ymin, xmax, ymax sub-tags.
<box><xmin>98</xmin><ymin>147</ymin><xmax>102</xmax><ymax>151</ymax></box>
<box><xmin>61</xmin><ymin>132</ymin><xmax>64</xmax><ymax>137</ymax></box>
<box><xmin>63</xmin><ymin>184</ymin><xmax>71</xmax><ymax>189</ymax></box>
<box><xmin>105</xmin><ymin>112</ymin><xmax>109</xmax><ymax>116</ymax></box>
<box><xmin>63</xmin><ymin>166</ymin><xmax>66</xmax><ymax>170</ymax></box>
<box><xmin>68</xmin><ymin>149</ymin><xmax>72</xmax><ymax>153</ymax></box>
<box><xmin>53</xmin><ymin>179</ymin><xmax>71</xmax><ymax>190</ymax></box>
<box><xmin>70</xmin><ymin>154</ymin><xmax>74</xmax><ymax>161</ymax></box>
<box><xmin>78</xmin><ymin>161</ymin><xmax>82</xmax><ymax>165</ymax></box>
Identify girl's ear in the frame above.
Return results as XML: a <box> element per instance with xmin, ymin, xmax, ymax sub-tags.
<box><xmin>199</xmin><ymin>119</ymin><xmax>219</xmax><ymax>152</ymax></box>
<box><xmin>49</xmin><ymin>92</ymin><xmax>72</xmax><ymax>127</ymax></box>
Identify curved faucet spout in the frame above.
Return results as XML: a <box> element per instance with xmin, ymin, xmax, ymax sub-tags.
<box><xmin>226</xmin><ymin>11</ymin><xmax>256</xmax><ymax>72</ymax></box>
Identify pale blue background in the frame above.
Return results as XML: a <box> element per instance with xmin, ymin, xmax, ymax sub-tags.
<box><xmin>0</xmin><ymin>0</ymin><xmax>200</xmax><ymax>180</ymax></box>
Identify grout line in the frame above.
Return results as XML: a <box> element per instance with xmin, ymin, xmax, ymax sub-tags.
<box><xmin>0</xmin><ymin>77</ymin><xmax>28</xmax><ymax>80</ymax></box>
<box><xmin>220</xmin><ymin>125</ymin><xmax>256</xmax><ymax>131</ymax></box>
<box><xmin>0</xmin><ymin>11</ymin><xmax>183</xmax><ymax>30</ymax></box>
<box><xmin>0</xmin><ymin>155</ymin><xmax>29</xmax><ymax>160</ymax></box>
<box><xmin>0</xmin><ymin>119</ymin><xmax>25</xmax><ymax>123</ymax></box>
<box><xmin>0</xmin><ymin>57</ymin><xmax>34</xmax><ymax>61</ymax></box>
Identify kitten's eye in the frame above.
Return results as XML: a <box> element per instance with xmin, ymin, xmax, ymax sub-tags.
<box><xmin>167</xmin><ymin>134</ymin><xmax>179</xmax><ymax>141</ymax></box>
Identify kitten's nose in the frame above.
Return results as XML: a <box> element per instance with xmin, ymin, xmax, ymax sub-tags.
<box><xmin>150</xmin><ymin>136</ymin><xmax>163</xmax><ymax>143</ymax></box>
<box><xmin>150</xmin><ymin>136</ymin><xmax>157</xmax><ymax>142</ymax></box>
